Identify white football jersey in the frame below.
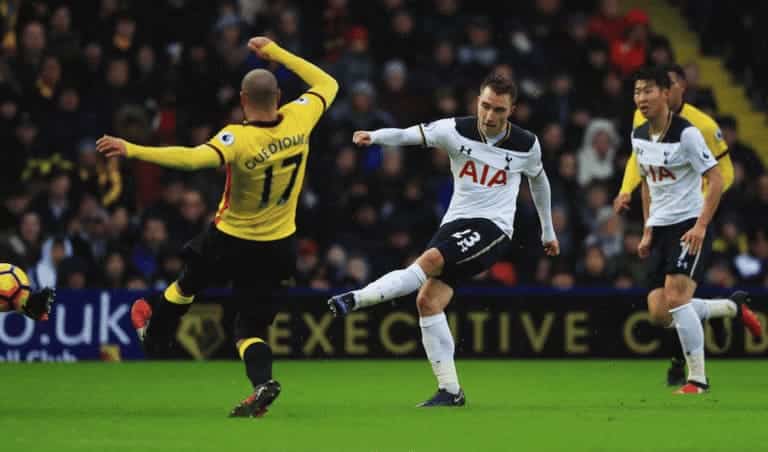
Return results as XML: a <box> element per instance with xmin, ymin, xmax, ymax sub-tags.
<box><xmin>419</xmin><ymin>117</ymin><xmax>543</xmax><ymax>236</ymax></box>
<box><xmin>632</xmin><ymin>115</ymin><xmax>718</xmax><ymax>227</ymax></box>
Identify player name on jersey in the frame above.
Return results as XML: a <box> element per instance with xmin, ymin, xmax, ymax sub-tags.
<box><xmin>245</xmin><ymin>133</ymin><xmax>307</xmax><ymax>169</ymax></box>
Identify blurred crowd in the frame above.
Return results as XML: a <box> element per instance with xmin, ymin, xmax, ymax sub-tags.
<box><xmin>0</xmin><ymin>0</ymin><xmax>766</xmax><ymax>291</ymax></box>
<box><xmin>680</xmin><ymin>0</ymin><xmax>768</xmax><ymax>110</ymax></box>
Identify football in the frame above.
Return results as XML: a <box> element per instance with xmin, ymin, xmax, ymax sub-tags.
<box><xmin>0</xmin><ymin>263</ymin><xmax>31</xmax><ymax>312</ymax></box>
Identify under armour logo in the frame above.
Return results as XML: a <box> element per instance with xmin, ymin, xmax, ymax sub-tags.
<box><xmin>504</xmin><ymin>155</ymin><xmax>514</xmax><ymax>170</ymax></box>
<box><xmin>459</xmin><ymin>145</ymin><xmax>472</xmax><ymax>156</ymax></box>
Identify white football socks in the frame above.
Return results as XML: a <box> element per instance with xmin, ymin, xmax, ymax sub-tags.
<box><xmin>420</xmin><ymin>312</ymin><xmax>460</xmax><ymax>394</ymax></box>
<box><xmin>690</xmin><ymin>297</ymin><xmax>737</xmax><ymax>320</ymax></box>
<box><xmin>353</xmin><ymin>263</ymin><xmax>427</xmax><ymax>309</ymax></box>
<box><xmin>670</xmin><ymin>303</ymin><xmax>707</xmax><ymax>385</ymax></box>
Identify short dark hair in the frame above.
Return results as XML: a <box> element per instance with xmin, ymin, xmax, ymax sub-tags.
<box><xmin>480</xmin><ymin>72</ymin><xmax>517</xmax><ymax>103</ymax></box>
<box><xmin>633</xmin><ymin>66</ymin><xmax>671</xmax><ymax>89</ymax></box>
<box><xmin>661</xmin><ymin>63</ymin><xmax>686</xmax><ymax>81</ymax></box>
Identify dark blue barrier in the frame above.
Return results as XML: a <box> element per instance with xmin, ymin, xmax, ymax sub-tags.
<box><xmin>0</xmin><ymin>290</ymin><xmax>146</xmax><ymax>362</ymax></box>
<box><xmin>0</xmin><ymin>288</ymin><xmax>766</xmax><ymax>361</ymax></box>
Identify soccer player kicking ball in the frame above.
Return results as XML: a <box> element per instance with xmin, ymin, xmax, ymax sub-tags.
<box><xmin>328</xmin><ymin>73</ymin><xmax>559</xmax><ymax>407</ymax></box>
<box><xmin>97</xmin><ymin>37</ymin><xmax>338</xmax><ymax>416</ymax></box>
<box><xmin>631</xmin><ymin>67</ymin><xmax>762</xmax><ymax>394</ymax></box>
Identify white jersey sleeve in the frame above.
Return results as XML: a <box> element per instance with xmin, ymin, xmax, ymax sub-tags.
<box><xmin>420</xmin><ymin>118</ymin><xmax>455</xmax><ymax>150</ymax></box>
<box><xmin>369</xmin><ymin>126</ymin><xmax>423</xmax><ymax>146</ymax></box>
<box><xmin>522</xmin><ymin>137</ymin><xmax>544</xmax><ymax>177</ymax></box>
<box><xmin>681</xmin><ymin>126</ymin><xmax>718</xmax><ymax>174</ymax></box>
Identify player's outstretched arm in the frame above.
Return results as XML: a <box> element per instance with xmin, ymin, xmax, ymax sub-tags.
<box><xmin>96</xmin><ymin>135</ymin><xmax>221</xmax><ymax>171</ymax></box>
<box><xmin>249</xmin><ymin>37</ymin><xmax>339</xmax><ymax>109</ymax></box>
<box><xmin>353</xmin><ymin>126</ymin><xmax>425</xmax><ymax>147</ymax></box>
<box><xmin>527</xmin><ymin>170</ymin><xmax>559</xmax><ymax>256</ymax></box>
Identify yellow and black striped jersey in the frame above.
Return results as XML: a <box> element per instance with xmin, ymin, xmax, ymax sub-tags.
<box><xmin>206</xmin><ymin>91</ymin><xmax>330</xmax><ymax>241</ymax></box>
<box><xmin>122</xmin><ymin>42</ymin><xmax>338</xmax><ymax>241</ymax></box>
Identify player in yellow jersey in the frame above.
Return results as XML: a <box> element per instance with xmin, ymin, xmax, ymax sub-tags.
<box><xmin>96</xmin><ymin>37</ymin><xmax>338</xmax><ymax>417</ymax></box>
<box><xmin>614</xmin><ymin>64</ymin><xmax>732</xmax><ymax>213</ymax></box>
<box><xmin>613</xmin><ymin>64</ymin><xmax>733</xmax><ymax>387</ymax></box>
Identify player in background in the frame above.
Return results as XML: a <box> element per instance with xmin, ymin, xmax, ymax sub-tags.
<box><xmin>631</xmin><ymin>67</ymin><xmax>762</xmax><ymax>394</ymax></box>
<box><xmin>328</xmin><ymin>73</ymin><xmax>559</xmax><ymax>407</ymax></box>
<box><xmin>617</xmin><ymin>64</ymin><xmax>745</xmax><ymax>386</ymax></box>
<box><xmin>97</xmin><ymin>37</ymin><xmax>338</xmax><ymax>416</ymax></box>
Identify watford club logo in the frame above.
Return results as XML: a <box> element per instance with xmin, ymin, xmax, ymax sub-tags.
<box><xmin>177</xmin><ymin>304</ymin><xmax>226</xmax><ymax>359</ymax></box>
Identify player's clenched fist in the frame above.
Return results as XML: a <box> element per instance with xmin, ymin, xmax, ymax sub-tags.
<box><xmin>352</xmin><ymin>131</ymin><xmax>373</xmax><ymax>146</ymax></box>
<box><xmin>613</xmin><ymin>193</ymin><xmax>630</xmax><ymax>214</ymax></box>
<box><xmin>96</xmin><ymin>135</ymin><xmax>127</xmax><ymax>158</ymax></box>
<box><xmin>248</xmin><ymin>36</ymin><xmax>274</xmax><ymax>59</ymax></box>
<box><xmin>543</xmin><ymin>240</ymin><xmax>560</xmax><ymax>256</ymax></box>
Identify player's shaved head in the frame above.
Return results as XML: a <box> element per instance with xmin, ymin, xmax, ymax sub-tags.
<box><xmin>241</xmin><ymin>69</ymin><xmax>279</xmax><ymax>109</ymax></box>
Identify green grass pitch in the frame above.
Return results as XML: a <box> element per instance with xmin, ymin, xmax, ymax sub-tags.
<box><xmin>2</xmin><ymin>360</ymin><xmax>766</xmax><ymax>452</ymax></box>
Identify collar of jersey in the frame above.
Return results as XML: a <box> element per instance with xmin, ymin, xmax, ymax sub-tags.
<box><xmin>477</xmin><ymin>121</ymin><xmax>511</xmax><ymax>146</ymax></box>
<box><xmin>243</xmin><ymin>114</ymin><xmax>283</xmax><ymax>128</ymax></box>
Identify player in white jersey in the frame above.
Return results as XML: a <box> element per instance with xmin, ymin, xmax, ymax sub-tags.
<box><xmin>632</xmin><ymin>67</ymin><xmax>763</xmax><ymax>395</ymax></box>
<box><xmin>327</xmin><ymin>73</ymin><xmax>559</xmax><ymax>406</ymax></box>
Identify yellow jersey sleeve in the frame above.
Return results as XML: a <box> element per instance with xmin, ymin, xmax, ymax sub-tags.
<box><xmin>680</xmin><ymin>104</ymin><xmax>733</xmax><ymax>192</ymax></box>
<box><xmin>206</xmin><ymin>125</ymin><xmax>245</xmax><ymax>165</ymax></box>
<box><xmin>280</xmin><ymin>93</ymin><xmax>327</xmax><ymax>131</ymax></box>
<box><xmin>124</xmin><ymin>142</ymin><xmax>221</xmax><ymax>170</ymax></box>
<box><xmin>260</xmin><ymin>42</ymin><xmax>338</xmax><ymax>130</ymax></box>
<box><xmin>700</xmin><ymin>118</ymin><xmax>733</xmax><ymax>191</ymax></box>
<box><xmin>618</xmin><ymin>110</ymin><xmax>647</xmax><ymax>195</ymax></box>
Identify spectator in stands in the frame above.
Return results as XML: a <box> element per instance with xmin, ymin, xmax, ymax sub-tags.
<box><xmin>10</xmin><ymin>21</ymin><xmax>47</xmax><ymax>95</ymax></box>
<box><xmin>0</xmin><ymin>211</ymin><xmax>43</xmax><ymax>269</ymax></box>
<box><xmin>615</xmin><ymin>224</ymin><xmax>645</xmax><ymax>285</ymax></box>
<box><xmin>30</xmin><ymin>171</ymin><xmax>75</xmax><ymax>235</ymax></box>
<box><xmin>419</xmin><ymin>40</ymin><xmax>463</xmax><ymax>92</ymax></box>
<box><xmin>329</xmin><ymin>80</ymin><xmax>395</xmax><ymax>142</ymax></box>
<box><xmin>29</xmin><ymin>235</ymin><xmax>72</xmax><ymax>289</ymax></box>
<box><xmin>585</xmin><ymin>206</ymin><xmax>623</xmax><ymax>260</ymax></box>
<box><xmin>682</xmin><ymin>62</ymin><xmax>718</xmax><ymax>113</ymax></box>
<box><xmin>577</xmin><ymin>118</ymin><xmax>618</xmax><ymax>187</ymax></box>
<box><xmin>131</xmin><ymin>216</ymin><xmax>168</xmax><ymax>280</ymax></box>
<box><xmin>647</xmin><ymin>35</ymin><xmax>674</xmax><ymax>67</ymax></box>
<box><xmin>610</xmin><ymin>9</ymin><xmax>649</xmax><ymax>76</ymax></box>
<box><xmin>74</xmin><ymin>138</ymin><xmax>123</xmax><ymax>208</ymax></box>
<box><xmin>587</xmin><ymin>0</ymin><xmax>624</xmax><ymax>45</ymax></box>
<box><xmin>734</xmin><ymin>233</ymin><xmax>768</xmax><ymax>285</ymax></box>
<box><xmin>718</xmin><ymin>115</ymin><xmax>764</xmax><ymax>179</ymax></box>
<box><xmin>458</xmin><ymin>16</ymin><xmax>498</xmax><ymax>78</ymax></box>
<box><xmin>378</xmin><ymin>59</ymin><xmax>427</xmax><ymax>126</ymax></box>
<box><xmin>101</xmin><ymin>250</ymin><xmax>129</xmax><ymax>289</ymax></box>
<box><xmin>58</xmin><ymin>255</ymin><xmax>88</xmax><ymax>289</ymax></box>
<box><xmin>177</xmin><ymin>188</ymin><xmax>208</xmax><ymax>245</ymax></box>
<box><xmin>333</xmin><ymin>26</ymin><xmax>375</xmax><ymax>91</ymax></box>
<box><xmin>576</xmin><ymin>245</ymin><xmax>613</xmax><ymax>286</ymax></box>
<box><xmin>423</xmin><ymin>0</ymin><xmax>464</xmax><ymax>42</ymax></box>
<box><xmin>377</xmin><ymin>9</ymin><xmax>424</xmax><ymax>66</ymax></box>
<box><xmin>47</xmin><ymin>5</ymin><xmax>80</xmax><ymax>65</ymax></box>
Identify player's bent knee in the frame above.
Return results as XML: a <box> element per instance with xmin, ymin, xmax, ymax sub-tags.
<box><xmin>417</xmin><ymin>248</ymin><xmax>445</xmax><ymax>277</ymax></box>
<box><xmin>416</xmin><ymin>293</ymin><xmax>442</xmax><ymax>316</ymax></box>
